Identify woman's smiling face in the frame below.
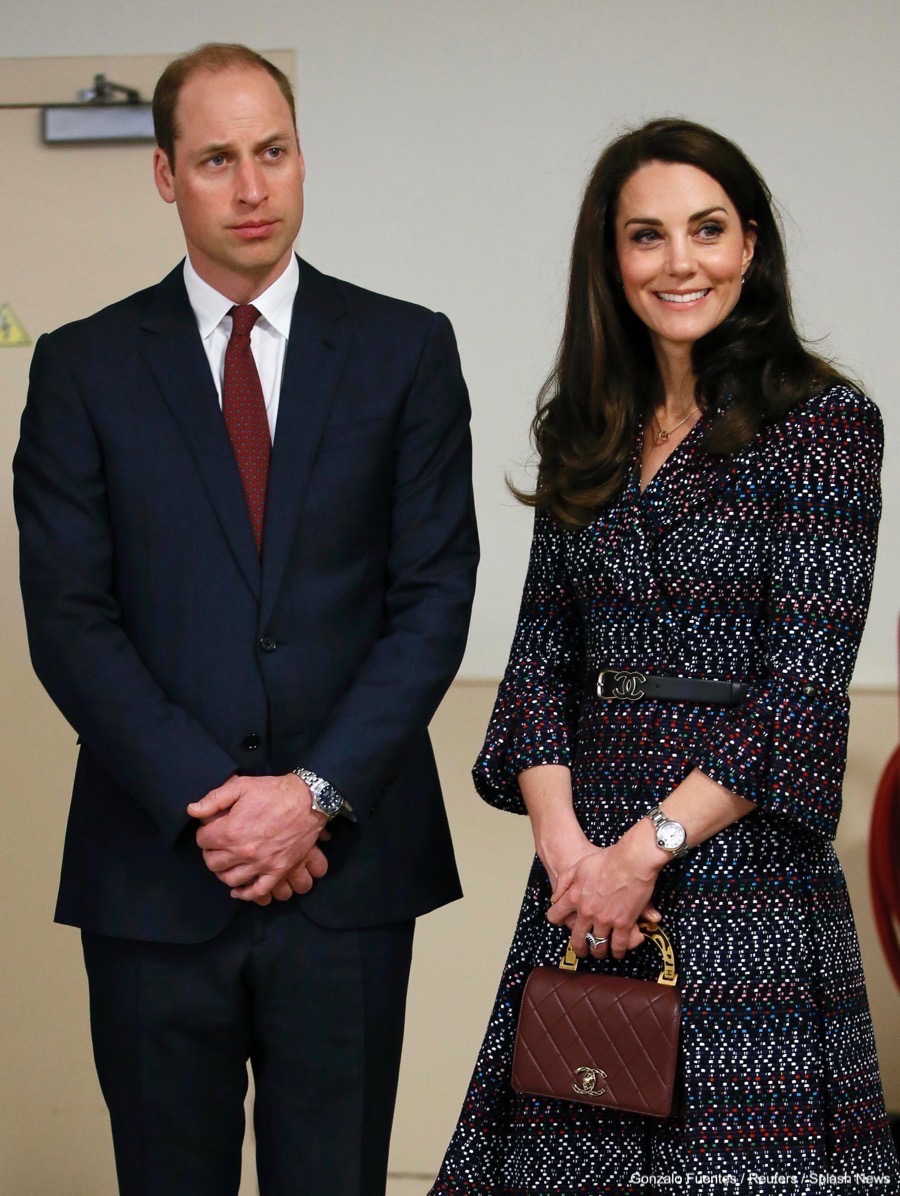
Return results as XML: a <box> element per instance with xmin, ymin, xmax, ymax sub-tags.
<box><xmin>614</xmin><ymin>160</ymin><xmax>756</xmax><ymax>365</ymax></box>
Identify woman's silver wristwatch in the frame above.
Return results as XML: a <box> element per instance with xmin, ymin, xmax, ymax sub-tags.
<box><xmin>646</xmin><ymin>805</ymin><xmax>689</xmax><ymax>858</ymax></box>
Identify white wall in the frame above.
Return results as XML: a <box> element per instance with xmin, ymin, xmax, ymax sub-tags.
<box><xmin>4</xmin><ymin>1</ymin><xmax>898</xmax><ymax>682</ymax></box>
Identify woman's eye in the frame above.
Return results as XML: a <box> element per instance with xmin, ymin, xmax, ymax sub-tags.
<box><xmin>632</xmin><ymin>229</ymin><xmax>660</xmax><ymax>244</ymax></box>
<box><xmin>697</xmin><ymin>222</ymin><xmax>724</xmax><ymax>239</ymax></box>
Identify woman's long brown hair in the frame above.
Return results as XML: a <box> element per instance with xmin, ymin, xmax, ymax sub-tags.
<box><xmin>516</xmin><ymin>119</ymin><xmax>847</xmax><ymax>526</ymax></box>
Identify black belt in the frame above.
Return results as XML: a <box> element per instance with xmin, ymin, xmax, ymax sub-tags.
<box><xmin>587</xmin><ymin>669</ymin><xmax>748</xmax><ymax>706</ymax></box>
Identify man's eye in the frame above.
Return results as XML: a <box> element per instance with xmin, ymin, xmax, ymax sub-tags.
<box><xmin>265</xmin><ymin>146</ymin><xmax>284</xmax><ymax>159</ymax></box>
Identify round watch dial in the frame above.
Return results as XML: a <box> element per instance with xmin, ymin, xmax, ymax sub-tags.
<box><xmin>657</xmin><ymin>821</ymin><xmax>686</xmax><ymax>851</ymax></box>
<box><xmin>311</xmin><ymin>781</ymin><xmax>343</xmax><ymax>817</ymax></box>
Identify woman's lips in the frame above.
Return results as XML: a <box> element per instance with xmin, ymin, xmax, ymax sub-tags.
<box><xmin>655</xmin><ymin>288</ymin><xmax>711</xmax><ymax>305</ymax></box>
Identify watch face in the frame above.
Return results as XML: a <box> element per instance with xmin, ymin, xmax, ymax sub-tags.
<box><xmin>312</xmin><ymin>781</ymin><xmax>343</xmax><ymax>817</ymax></box>
<box><xmin>657</xmin><ymin>821</ymin><xmax>686</xmax><ymax>851</ymax></box>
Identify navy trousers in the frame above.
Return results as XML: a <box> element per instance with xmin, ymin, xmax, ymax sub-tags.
<box><xmin>82</xmin><ymin>903</ymin><xmax>415</xmax><ymax>1196</ymax></box>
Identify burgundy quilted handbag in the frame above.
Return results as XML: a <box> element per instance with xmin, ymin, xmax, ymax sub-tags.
<box><xmin>511</xmin><ymin>921</ymin><xmax>681</xmax><ymax>1118</ymax></box>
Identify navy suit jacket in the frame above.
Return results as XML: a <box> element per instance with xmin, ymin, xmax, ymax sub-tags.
<box><xmin>14</xmin><ymin>257</ymin><xmax>478</xmax><ymax>943</ymax></box>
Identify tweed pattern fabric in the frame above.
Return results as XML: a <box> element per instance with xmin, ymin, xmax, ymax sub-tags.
<box><xmin>430</xmin><ymin>385</ymin><xmax>900</xmax><ymax>1194</ymax></box>
<box><xmin>223</xmin><ymin>304</ymin><xmax>270</xmax><ymax>553</ymax></box>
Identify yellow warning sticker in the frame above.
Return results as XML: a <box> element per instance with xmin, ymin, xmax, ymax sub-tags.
<box><xmin>0</xmin><ymin>302</ymin><xmax>31</xmax><ymax>347</ymax></box>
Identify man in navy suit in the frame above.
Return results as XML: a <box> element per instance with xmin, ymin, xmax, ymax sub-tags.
<box><xmin>14</xmin><ymin>43</ymin><xmax>477</xmax><ymax>1196</ymax></box>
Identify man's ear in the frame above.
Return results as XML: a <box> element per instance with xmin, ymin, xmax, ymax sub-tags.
<box><xmin>153</xmin><ymin>147</ymin><xmax>176</xmax><ymax>205</ymax></box>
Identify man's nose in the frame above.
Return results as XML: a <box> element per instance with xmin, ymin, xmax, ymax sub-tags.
<box><xmin>235</xmin><ymin>159</ymin><xmax>266</xmax><ymax>204</ymax></box>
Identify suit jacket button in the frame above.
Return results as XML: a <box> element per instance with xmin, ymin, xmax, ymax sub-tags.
<box><xmin>242</xmin><ymin>734</ymin><xmax>261</xmax><ymax>751</ymax></box>
<box><xmin>259</xmin><ymin>636</ymin><xmax>277</xmax><ymax>653</ymax></box>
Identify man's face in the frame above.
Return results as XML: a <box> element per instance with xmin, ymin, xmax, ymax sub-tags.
<box><xmin>153</xmin><ymin>66</ymin><xmax>305</xmax><ymax>302</ymax></box>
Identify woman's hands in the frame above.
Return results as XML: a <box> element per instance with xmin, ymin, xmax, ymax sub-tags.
<box><xmin>546</xmin><ymin>835</ymin><xmax>663</xmax><ymax>960</ymax></box>
<box><xmin>549</xmin><ymin>769</ymin><xmax>756</xmax><ymax>956</ymax></box>
<box><xmin>519</xmin><ymin>764</ymin><xmax>662</xmax><ymax>960</ymax></box>
<box><xmin>522</xmin><ymin>763</ymin><xmax>756</xmax><ymax>961</ymax></box>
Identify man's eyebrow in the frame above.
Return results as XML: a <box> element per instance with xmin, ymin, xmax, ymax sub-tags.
<box><xmin>623</xmin><ymin>206</ymin><xmax>728</xmax><ymax>228</ymax></box>
<box><xmin>190</xmin><ymin>131</ymin><xmax>296</xmax><ymax>158</ymax></box>
<box><xmin>188</xmin><ymin>140</ymin><xmax>232</xmax><ymax>160</ymax></box>
<box><xmin>253</xmin><ymin>129</ymin><xmax>296</xmax><ymax>148</ymax></box>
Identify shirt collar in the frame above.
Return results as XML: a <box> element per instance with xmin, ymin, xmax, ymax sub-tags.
<box><xmin>182</xmin><ymin>254</ymin><xmax>299</xmax><ymax>341</ymax></box>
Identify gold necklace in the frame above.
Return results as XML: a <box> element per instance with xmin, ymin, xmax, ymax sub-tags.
<box><xmin>651</xmin><ymin>405</ymin><xmax>698</xmax><ymax>444</ymax></box>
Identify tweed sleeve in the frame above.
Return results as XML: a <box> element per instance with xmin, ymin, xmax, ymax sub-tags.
<box><xmin>694</xmin><ymin>384</ymin><xmax>883</xmax><ymax>839</ymax></box>
<box><xmin>473</xmin><ymin>508</ymin><xmax>584</xmax><ymax>814</ymax></box>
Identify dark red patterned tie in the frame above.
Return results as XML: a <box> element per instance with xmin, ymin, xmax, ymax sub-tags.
<box><xmin>223</xmin><ymin>304</ymin><xmax>270</xmax><ymax>554</ymax></box>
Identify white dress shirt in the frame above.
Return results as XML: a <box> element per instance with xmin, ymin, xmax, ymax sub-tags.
<box><xmin>182</xmin><ymin>255</ymin><xmax>299</xmax><ymax>443</ymax></box>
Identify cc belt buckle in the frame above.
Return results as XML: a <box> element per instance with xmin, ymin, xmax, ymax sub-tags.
<box><xmin>598</xmin><ymin>669</ymin><xmax>646</xmax><ymax>700</ymax></box>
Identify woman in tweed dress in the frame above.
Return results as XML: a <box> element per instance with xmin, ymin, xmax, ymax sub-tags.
<box><xmin>430</xmin><ymin>120</ymin><xmax>899</xmax><ymax>1194</ymax></box>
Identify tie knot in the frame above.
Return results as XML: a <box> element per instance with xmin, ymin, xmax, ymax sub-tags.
<box><xmin>229</xmin><ymin>305</ymin><xmax>260</xmax><ymax>337</ymax></box>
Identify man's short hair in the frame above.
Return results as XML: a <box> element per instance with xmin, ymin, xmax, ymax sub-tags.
<box><xmin>153</xmin><ymin>43</ymin><xmax>297</xmax><ymax>170</ymax></box>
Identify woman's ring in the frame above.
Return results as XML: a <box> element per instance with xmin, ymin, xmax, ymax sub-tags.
<box><xmin>585</xmin><ymin>933</ymin><xmax>608</xmax><ymax>950</ymax></box>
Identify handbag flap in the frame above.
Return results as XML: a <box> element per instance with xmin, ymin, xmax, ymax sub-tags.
<box><xmin>512</xmin><ymin>966</ymin><xmax>682</xmax><ymax>1118</ymax></box>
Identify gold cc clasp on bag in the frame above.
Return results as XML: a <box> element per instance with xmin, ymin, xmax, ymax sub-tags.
<box><xmin>572</xmin><ymin>1065</ymin><xmax>608</xmax><ymax>1097</ymax></box>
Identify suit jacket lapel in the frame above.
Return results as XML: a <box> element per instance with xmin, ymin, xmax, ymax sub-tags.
<box><xmin>138</xmin><ymin>265</ymin><xmax>261</xmax><ymax>599</ymax></box>
<box><xmin>260</xmin><ymin>258</ymin><xmax>350</xmax><ymax>626</ymax></box>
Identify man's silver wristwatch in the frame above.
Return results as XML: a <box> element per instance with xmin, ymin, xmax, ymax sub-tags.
<box><xmin>646</xmin><ymin>805</ymin><xmax>689</xmax><ymax>858</ymax></box>
<box><xmin>293</xmin><ymin>767</ymin><xmax>345</xmax><ymax>820</ymax></box>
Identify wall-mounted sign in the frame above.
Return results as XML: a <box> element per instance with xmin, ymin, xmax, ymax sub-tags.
<box><xmin>0</xmin><ymin>303</ymin><xmax>32</xmax><ymax>347</ymax></box>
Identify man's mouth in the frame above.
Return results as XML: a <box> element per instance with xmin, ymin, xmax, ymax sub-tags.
<box><xmin>232</xmin><ymin>221</ymin><xmax>277</xmax><ymax>239</ymax></box>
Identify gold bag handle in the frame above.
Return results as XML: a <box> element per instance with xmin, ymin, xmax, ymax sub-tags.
<box><xmin>558</xmin><ymin>919</ymin><xmax>678</xmax><ymax>987</ymax></box>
